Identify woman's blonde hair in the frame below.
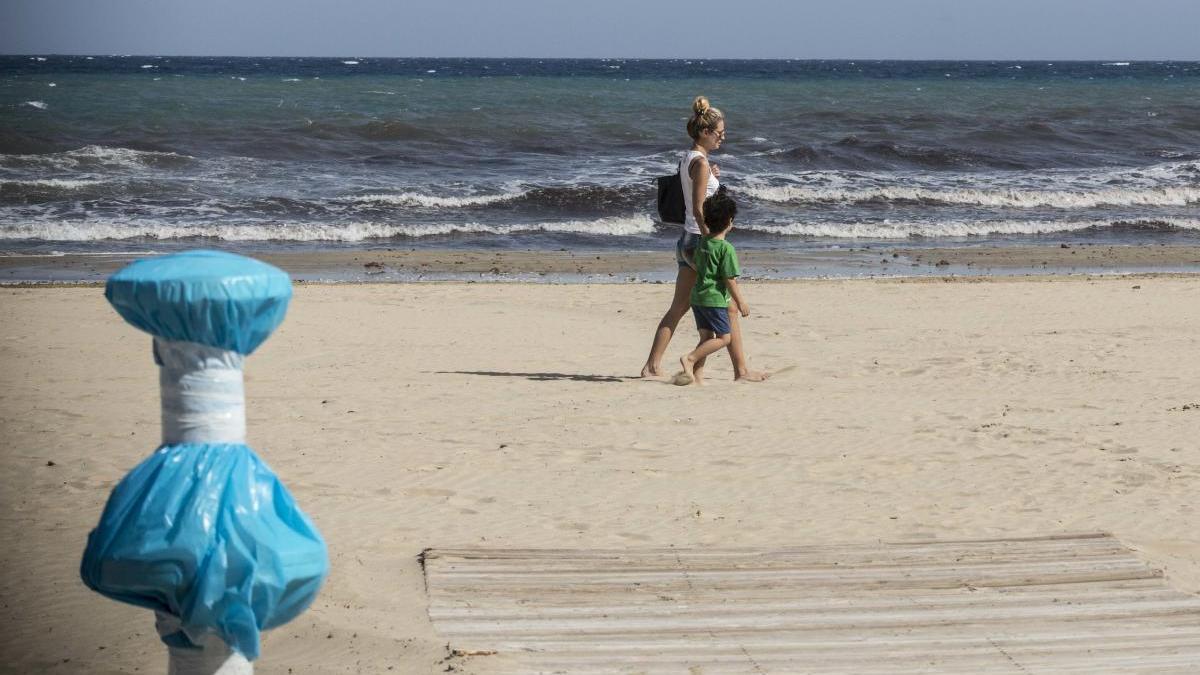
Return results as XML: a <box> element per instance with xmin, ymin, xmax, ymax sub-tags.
<box><xmin>686</xmin><ymin>96</ymin><xmax>724</xmax><ymax>140</ymax></box>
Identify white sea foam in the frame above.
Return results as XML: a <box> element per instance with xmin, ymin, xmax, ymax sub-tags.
<box><xmin>13</xmin><ymin>250</ymin><xmax>161</xmax><ymax>258</ymax></box>
<box><xmin>1</xmin><ymin>145</ymin><xmax>193</xmax><ymax>170</ymax></box>
<box><xmin>141</xmin><ymin>64</ymin><xmax>156</xmax><ymax>69</ymax></box>
<box><xmin>342</xmin><ymin>60</ymin><xmax>359</xmax><ymax>65</ymax></box>
<box><xmin>0</xmin><ymin>215</ymin><xmax>656</xmax><ymax>242</ymax></box>
<box><xmin>349</xmin><ymin>190</ymin><xmax>527</xmax><ymax>208</ymax></box>
<box><xmin>744</xmin><ymin>218</ymin><xmax>1200</xmax><ymax>239</ymax></box>
<box><xmin>1</xmin><ymin>178</ymin><xmax>107</xmax><ymax>189</ymax></box>
<box><xmin>282</xmin><ymin>78</ymin><xmax>301</xmax><ymax>82</ymax></box>
<box><xmin>25</xmin><ymin>101</ymin><xmax>47</xmax><ymax>110</ymax></box>
<box><xmin>741</xmin><ymin>184</ymin><xmax>1200</xmax><ymax>208</ymax></box>
<box><xmin>1104</xmin><ymin>62</ymin><xmax>1131</xmax><ymax>66</ymax></box>
<box><xmin>740</xmin><ymin>162</ymin><xmax>1200</xmax><ymax>209</ymax></box>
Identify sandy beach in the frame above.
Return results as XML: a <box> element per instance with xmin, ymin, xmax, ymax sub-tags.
<box><xmin>3</xmin><ymin>274</ymin><xmax>1200</xmax><ymax>673</ymax></box>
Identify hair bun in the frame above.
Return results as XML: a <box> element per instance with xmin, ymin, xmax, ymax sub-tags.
<box><xmin>692</xmin><ymin>95</ymin><xmax>710</xmax><ymax>116</ymax></box>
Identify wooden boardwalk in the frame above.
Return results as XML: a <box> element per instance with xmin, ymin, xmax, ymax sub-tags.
<box><xmin>422</xmin><ymin>534</ymin><xmax>1200</xmax><ymax>673</ymax></box>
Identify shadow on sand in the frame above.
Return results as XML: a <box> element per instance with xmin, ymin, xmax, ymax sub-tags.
<box><xmin>434</xmin><ymin>370</ymin><xmax>634</xmax><ymax>383</ymax></box>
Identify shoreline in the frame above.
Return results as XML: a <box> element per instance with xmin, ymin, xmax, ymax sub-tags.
<box><xmin>2</xmin><ymin>243</ymin><xmax>1200</xmax><ymax>283</ymax></box>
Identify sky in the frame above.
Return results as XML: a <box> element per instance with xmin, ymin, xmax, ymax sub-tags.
<box><xmin>2</xmin><ymin>0</ymin><xmax>1198</xmax><ymax>60</ymax></box>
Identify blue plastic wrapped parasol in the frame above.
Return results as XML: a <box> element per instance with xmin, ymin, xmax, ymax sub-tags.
<box><xmin>81</xmin><ymin>250</ymin><xmax>328</xmax><ymax>664</ymax></box>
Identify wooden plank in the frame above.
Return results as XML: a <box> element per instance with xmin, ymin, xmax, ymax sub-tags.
<box><xmin>423</xmin><ymin>534</ymin><xmax>1200</xmax><ymax>673</ymax></box>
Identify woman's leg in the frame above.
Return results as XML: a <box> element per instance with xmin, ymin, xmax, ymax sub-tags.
<box><xmin>641</xmin><ymin>266</ymin><xmax>697</xmax><ymax>377</ymax></box>
<box><xmin>727</xmin><ymin>298</ymin><xmax>769</xmax><ymax>381</ymax></box>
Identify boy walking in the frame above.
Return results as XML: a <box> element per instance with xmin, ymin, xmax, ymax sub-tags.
<box><xmin>677</xmin><ymin>187</ymin><xmax>749</xmax><ymax>386</ymax></box>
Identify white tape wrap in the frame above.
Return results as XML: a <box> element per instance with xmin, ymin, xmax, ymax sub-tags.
<box><xmin>157</xmin><ymin>613</ymin><xmax>253</xmax><ymax>675</ymax></box>
<box><xmin>154</xmin><ymin>338</ymin><xmax>246</xmax><ymax>445</ymax></box>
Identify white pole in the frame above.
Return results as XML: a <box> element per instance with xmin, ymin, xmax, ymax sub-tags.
<box><xmin>154</xmin><ymin>335</ymin><xmax>252</xmax><ymax>675</ymax></box>
<box><xmin>86</xmin><ymin>251</ymin><xmax>326</xmax><ymax>673</ymax></box>
<box><xmin>158</xmin><ymin>612</ymin><xmax>253</xmax><ymax>675</ymax></box>
<box><xmin>167</xmin><ymin>640</ymin><xmax>253</xmax><ymax>675</ymax></box>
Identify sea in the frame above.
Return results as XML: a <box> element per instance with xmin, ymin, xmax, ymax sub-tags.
<box><xmin>2</xmin><ymin>57</ymin><xmax>1198</xmax><ymax>269</ymax></box>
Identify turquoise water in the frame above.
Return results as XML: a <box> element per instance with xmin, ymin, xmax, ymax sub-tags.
<box><xmin>2</xmin><ymin>57</ymin><xmax>1198</xmax><ymax>253</ymax></box>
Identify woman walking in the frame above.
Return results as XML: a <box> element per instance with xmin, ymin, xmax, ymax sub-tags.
<box><xmin>640</xmin><ymin>96</ymin><xmax>766</xmax><ymax>382</ymax></box>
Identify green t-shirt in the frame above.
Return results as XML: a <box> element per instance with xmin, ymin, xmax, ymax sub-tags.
<box><xmin>690</xmin><ymin>236</ymin><xmax>741</xmax><ymax>307</ymax></box>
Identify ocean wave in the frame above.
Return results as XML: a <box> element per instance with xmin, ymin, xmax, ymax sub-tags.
<box><xmin>348</xmin><ymin>184</ymin><xmax>648</xmax><ymax>210</ymax></box>
<box><xmin>0</xmin><ymin>177</ymin><xmax>187</xmax><ymax>204</ymax></box>
<box><xmin>348</xmin><ymin>191</ymin><xmax>525</xmax><ymax>208</ymax></box>
<box><xmin>744</xmin><ymin>218</ymin><xmax>1200</xmax><ymax>239</ymax></box>
<box><xmin>740</xmin><ymin>184</ymin><xmax>1200</xmax><ymax>208</ymax></box>
<box><xmin>0</xmin><ymin>145</ymin><xmax>195</xmax><ymax>171</ymax></box>
<box><xmin>0</xmin><ymin>215</ymin><xmax>657</xmax><ymax>242</ymax></box>
<box><xmin>7</xmin><ymin>250</ymin><xmax>162</xmax><ymax>258</ymax></box>
<box><xmin>1</xmin><ymin>178</ymin><xmax>109</xmax><ymax>190</ymax></box>
<box><xmin>831</xmin><ymin>135</ymin><xmax>1025</xmax><ymax>169</ymax></box>
<box><xmin>352</xmin><ymin>120</ymin><xmax>444</xmax><ymax>141</ymax></box>
<box><xmin>518</xmin><ymin>184</ymin><xmax>647</xmax><ymax>210</ymax></box>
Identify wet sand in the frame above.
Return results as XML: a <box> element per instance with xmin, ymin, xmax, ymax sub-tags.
<box><xmin>3</xmin><ymin>244</ymin><xmax>1200</xmax><ymax>283</ymax></box>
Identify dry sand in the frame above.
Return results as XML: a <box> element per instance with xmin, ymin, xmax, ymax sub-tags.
<box><xmin>2</xmin><ymin>276</ymin><xmax>1200</xmax><ymax>673</ymax></box>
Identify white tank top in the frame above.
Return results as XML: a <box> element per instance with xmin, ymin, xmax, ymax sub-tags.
<box><xmin>680</xmin><ymin>150</ymin><xmax>719</xmax><ymax>235</ymax></box>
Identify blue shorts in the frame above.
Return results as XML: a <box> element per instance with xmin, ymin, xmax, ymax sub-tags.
<box><xmin>692</xmin><ymin>305</ymin><xmax>731</xmax><ymax>336</ymax></box>
<box><xmin>676</xmin><ymin>231</ymin><xmax>701</xmax><ymax>269</ymax></box>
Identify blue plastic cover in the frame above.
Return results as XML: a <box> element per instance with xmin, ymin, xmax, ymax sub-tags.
<box><xmin>81</xmin><ymin>444</ymin><xmax>328</xmax><ymax>660</ymax></box>
<box><xmin>82</xmin><ymin>249</ymin><xmax>326</xmax><ymax>660</ymax></box>
<box><xmin>105</xmin><ymin>250</ymin><xmax>292</xmax><ymax>355</ymax></box>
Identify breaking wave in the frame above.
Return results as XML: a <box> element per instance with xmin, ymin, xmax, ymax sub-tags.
<box><xmin>0</xmin><ymin>214</ymin><xmax>657</xmax><ymax>242</ymax></box>
<box><xmin>740</xmin><ymin>184</ymin><xmax>1200</xmax><ymax>209</ymax></box>
<box><xmin>743</xmin><ymin>218</ymin><xmax>1200</xmax><ymax>239</ymax></box>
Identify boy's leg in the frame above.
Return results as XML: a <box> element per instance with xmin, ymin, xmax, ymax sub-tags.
<box><xmin>679</xmin><ymin>332</ymin><xmax>731</xmax><ymax>385</ymax></box>
<box><xmin>693</xmin><ymin>330</ymin><xmax>715</xmax><ymax>384</ymax></box>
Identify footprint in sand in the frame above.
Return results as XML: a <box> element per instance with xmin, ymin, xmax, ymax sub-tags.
<box><xmin>671</xmin><ymin>371</ymin><xmax>693</xmax><ymax>386</ymax></box>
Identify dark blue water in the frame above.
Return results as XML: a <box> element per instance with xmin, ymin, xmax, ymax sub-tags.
<box><xmin>1</xmin><ymin>56</ymin><xmax>1198</xmax><ymax>254</ymax></box>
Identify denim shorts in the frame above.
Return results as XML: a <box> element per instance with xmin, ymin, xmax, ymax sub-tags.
<box><xmin>692</xmin><ymin>305</ymin><xmax>731</xmax><ymax>336</ymax></box>
<box><xmin>675</xmin><ymin>231</ymin><xmax>701</xmax><ymax>269</ymax></box>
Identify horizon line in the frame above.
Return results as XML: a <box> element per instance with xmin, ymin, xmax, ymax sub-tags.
<box><xmin>3</xmin><ymin>54</ymin><xmax>1198</xmax><ymax>63</ymax></box>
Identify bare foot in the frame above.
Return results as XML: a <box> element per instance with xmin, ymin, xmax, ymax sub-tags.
<box><xmin>640</xmin><ymin>363</ymin><xmax>661</xmax><ymax>378</ymax></box>
<box><xmin>735</xmin><ymin>369</ymin><xmax>770</xmax><ymax>382</ymax></box>
<box><xmin>675</xmin><ymin>355</ymin><xmax>695</xmax><ymax>386</ymax></box>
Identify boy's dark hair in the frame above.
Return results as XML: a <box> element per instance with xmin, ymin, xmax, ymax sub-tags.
<box><xmin>703</xmin><ymin>186</ymin><xmax>737</xmax><ymax>234</ymax></box>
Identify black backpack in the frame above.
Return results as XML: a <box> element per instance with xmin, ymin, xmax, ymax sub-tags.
<box><xmin>656</xmin><ymin>159</ymin><xmax>686</xmax><ymax>224</ymax></box>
